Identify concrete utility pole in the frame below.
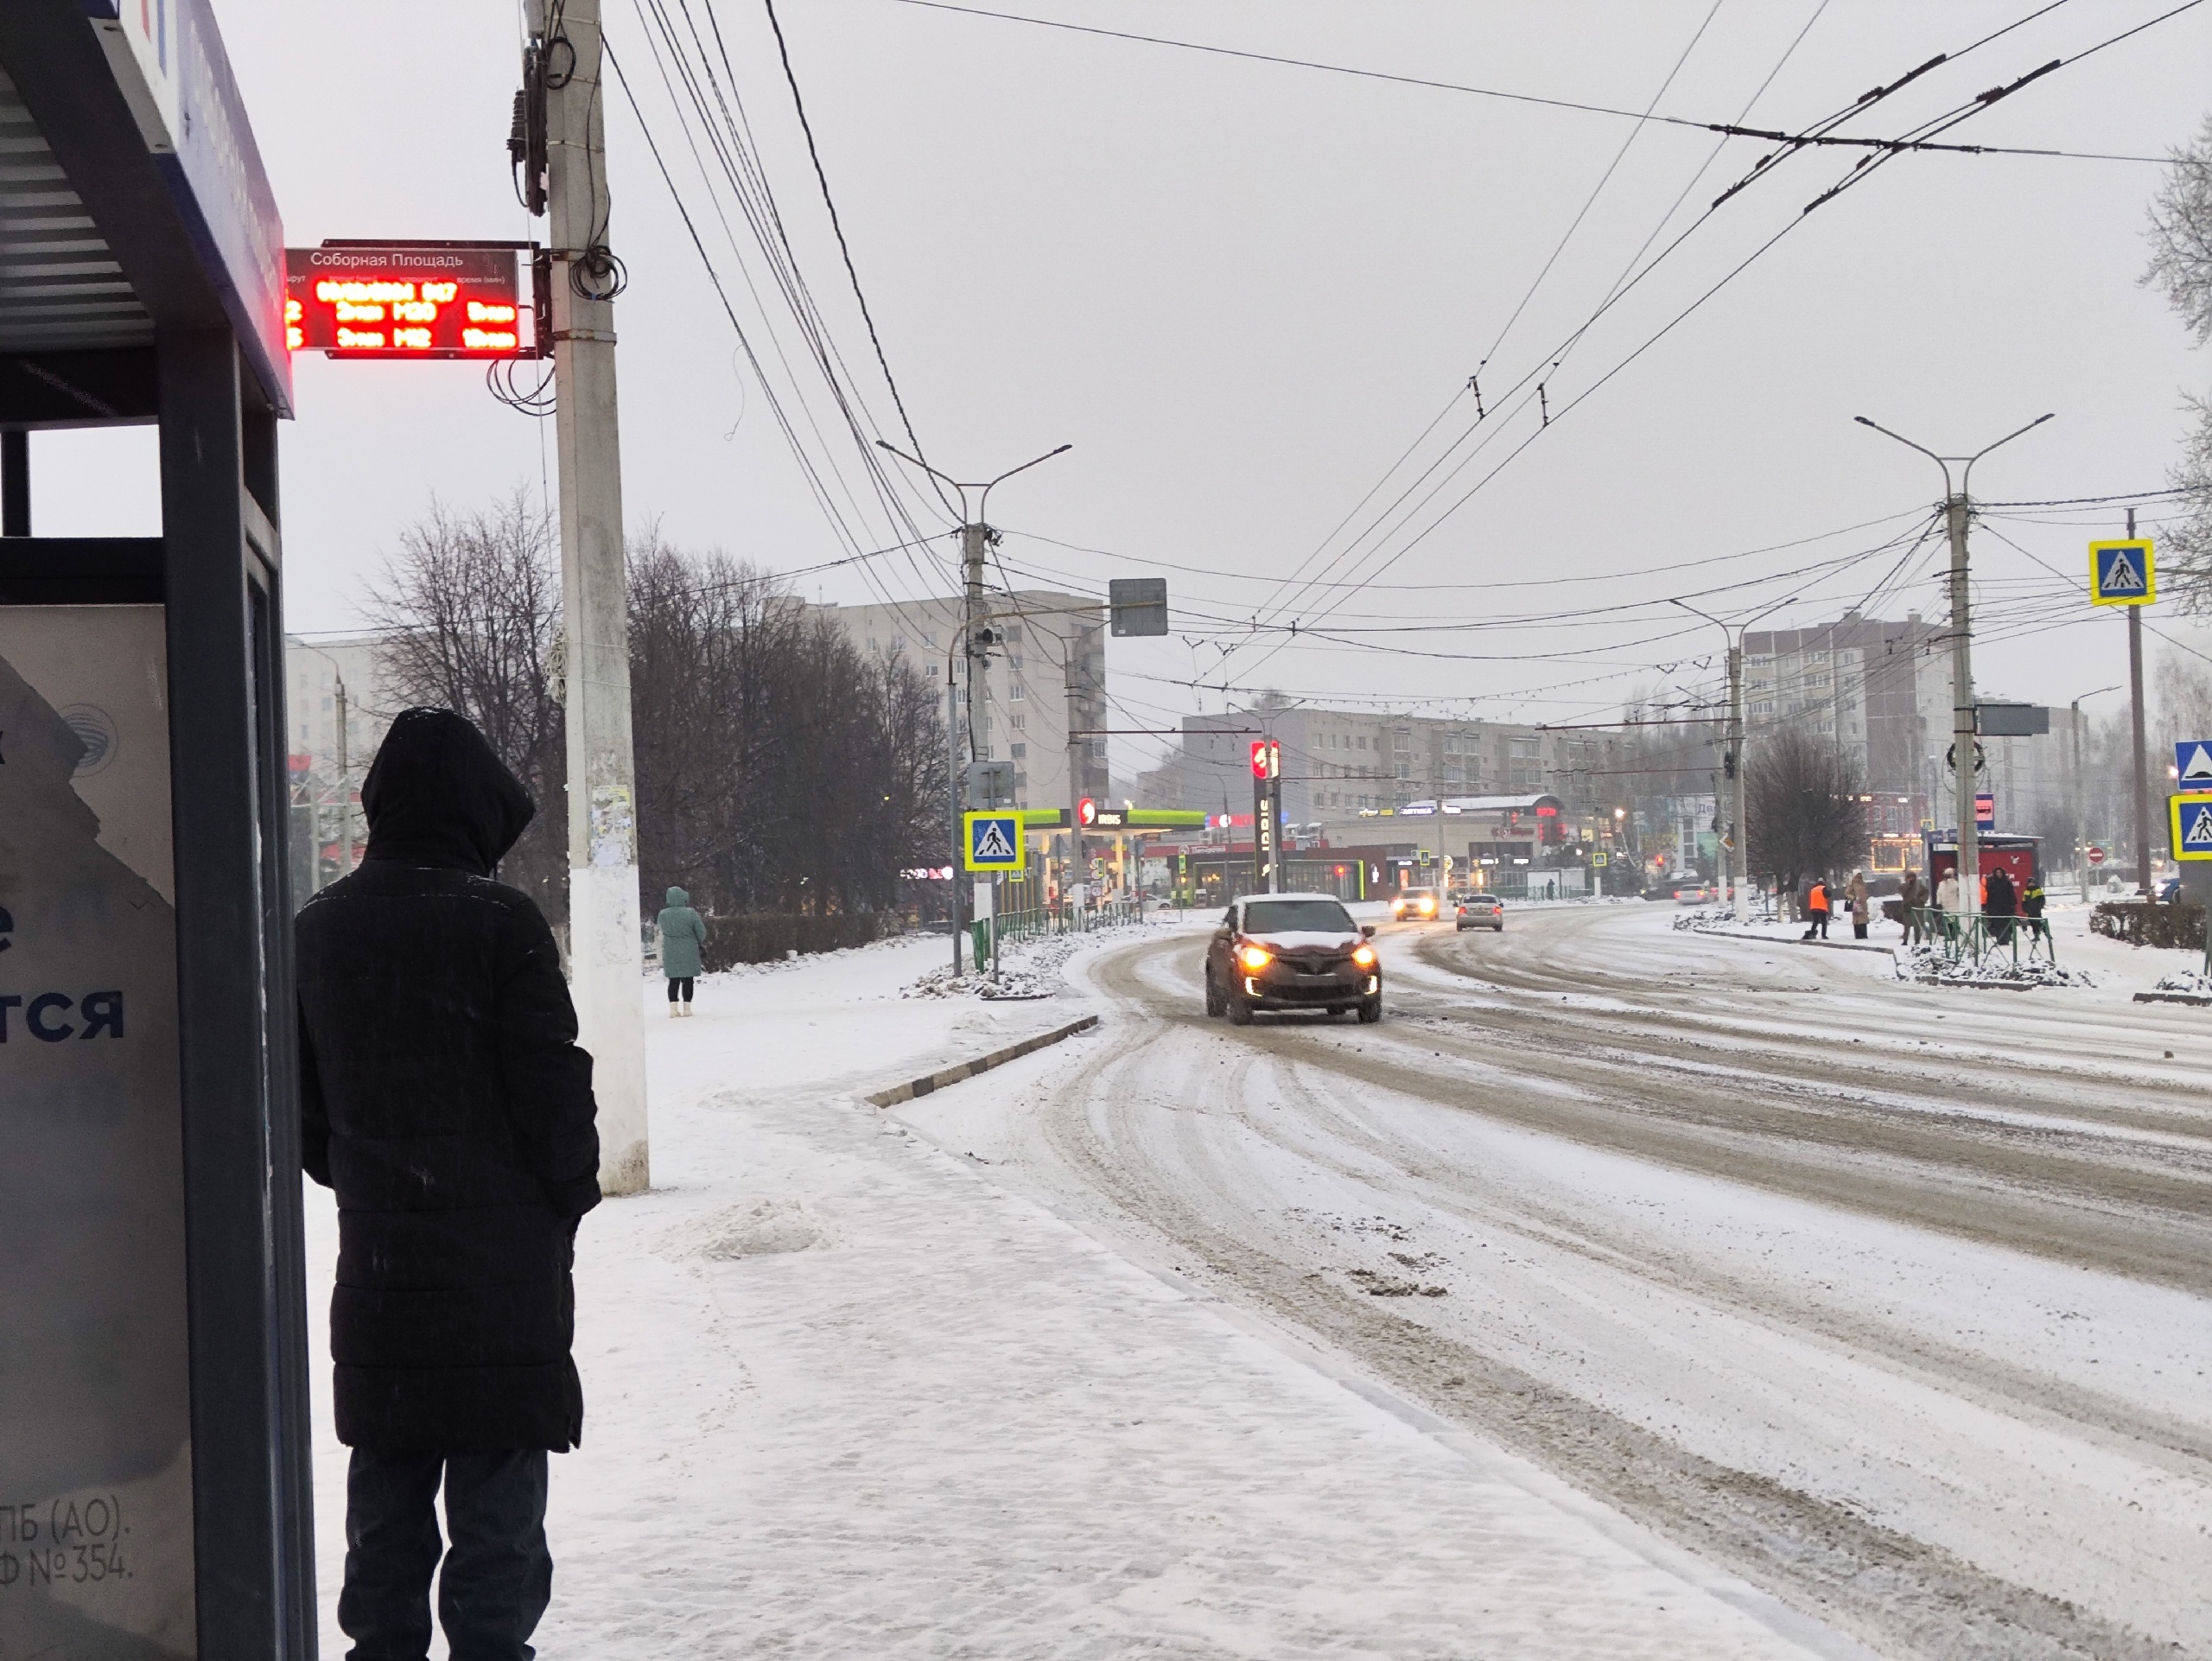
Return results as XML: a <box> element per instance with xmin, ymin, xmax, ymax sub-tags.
<box><xmin>1672</xmin><ymin>594</ymin><xmax>1796</xmax><ymax>923</ymax></box>
<box><xmin>334</xmin><ymin>675</ymin><xmax>349</xmax><ymax>883</ymax></box>
<box><xmin>1854</xmin><ymin>413</ymin><xmax>2052</xmax><ymax>933</ymax></box>
<box><xmin>1065</xmin><ymin>658</ymin><xmax>1084</xmax><ymax>930</ymax></box>
<box><xmin>2125</xmin><ymin>506</ymin><xmax>2153</xmax><ymax>897</ymax></box>
<box><xmin>876</xmin><ymin>439</ymin><xmax>1071</xmax><ymax>955</ymax></box>
<box><xmin>541</xmin><ymin>0</ymin><xmax>649</xmax><ymax>1195</ymax></box>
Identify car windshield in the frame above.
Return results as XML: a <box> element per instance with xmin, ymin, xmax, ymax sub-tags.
<box><xmin>1243</xmin><ymin>899</ymin><xmax>1356</xmax><ymax>935</ymax></box>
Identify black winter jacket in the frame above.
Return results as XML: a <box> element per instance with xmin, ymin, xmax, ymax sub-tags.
<box><xmin>298</xmin><ymin>709</ymin><xmax>601</xmax><ymax>1452</ymax></box>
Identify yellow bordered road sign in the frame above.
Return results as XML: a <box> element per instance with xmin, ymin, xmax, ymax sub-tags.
<box><xmin>963</xmin><ymin>811</ymin><xmax>1024</xmax><ymax>871</ymax></box>
<box><xmin>2171</xmin><ymin>792</ymin><xmax>2212</xmax><ymax>862</ymax></box>
<box><xmin>2089</xmin><ymin>538</ymin><xmax>2155</xmax><ymax>606</ymax></box>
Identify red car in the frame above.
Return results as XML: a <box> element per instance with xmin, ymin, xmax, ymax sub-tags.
<box><xmin>1205</xmin><ymin>893</ymin><xmax>1381</xmax><ymax>1025</ymax></box>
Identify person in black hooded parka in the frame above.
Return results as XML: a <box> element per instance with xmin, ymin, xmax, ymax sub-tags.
<box><xmin>297</xmin><ymin>708</ymin><xmax>600</xmax><ymax>1661</ymax></box>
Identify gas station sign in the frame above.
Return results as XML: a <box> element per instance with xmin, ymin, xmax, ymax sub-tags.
<box><xmin>285</xmin><ymin>244</ymin><xmax>532</xmax><ymax>358</ymax></box>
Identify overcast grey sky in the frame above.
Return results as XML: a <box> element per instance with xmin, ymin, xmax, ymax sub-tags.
<box><xmin>34</xmin><ymin>0</ymin><xmax>2212</xmax><ymax>778</ymax></box>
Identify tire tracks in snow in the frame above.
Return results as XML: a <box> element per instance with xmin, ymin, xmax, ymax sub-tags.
<box><xmin>1029</xmin><ymin>927</ymin><xmax>2204</xmax><ymax>1661</ymax></box>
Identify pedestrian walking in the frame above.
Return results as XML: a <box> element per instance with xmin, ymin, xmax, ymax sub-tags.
<box><xmin>658</xmin><ymin>885</ymin><xmax>707</xmax><ymax>1017</ymax></box>
<box><xmin>1802</xmin><ymin>876</ymin><xmax>1832</xmax><ymax>940</ymax></box>
<box><xmin>1847</xmin><ymin>870</ymin><xmax>1871</xmax><ymax>940</ymax></box>
<box><xmin>1899</xmin><ymin>869</ymin><xmax>1928</xmax><ymax>945</ymax></box>
<box><xmin>296</xmin><ymin>708</ymin><xmax>601</xmax><ymax>1661</ymax></box>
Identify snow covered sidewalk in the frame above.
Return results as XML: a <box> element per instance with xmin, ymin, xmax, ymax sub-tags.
<box><xmin>304</xmin><ymin>929</ymin><xmax>1851</xmax><ymax>1658</ymax></box>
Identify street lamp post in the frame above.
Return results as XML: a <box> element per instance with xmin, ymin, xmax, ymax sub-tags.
<box><xmin>1670</xmin><ymin>593</ymin><xmax>1798</xmax><ymax>923</ymax></box>
<box><xmin>880</xmin><ymin>441</ymin><xmax>1071</xmax><ymax>977</ymax></box>
<box><xmin>1853</xmin><ymin>413</ymin><xmax>2054</xmax><ymax>935</ymax></box>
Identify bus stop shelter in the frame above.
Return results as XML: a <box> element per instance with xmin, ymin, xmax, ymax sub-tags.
<box><xmin>0</xmin><ymin>3</ymin><xmax>314</xmax><ymax>1656</ymax></box>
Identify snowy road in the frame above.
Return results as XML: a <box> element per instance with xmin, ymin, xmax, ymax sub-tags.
<box><xmin>903</xmin><ymin>906</ymin><xmax>2212</xmax><ymax>1661</ymax></box>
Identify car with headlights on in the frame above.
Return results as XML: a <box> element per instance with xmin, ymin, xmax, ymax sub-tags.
<box><xmin>1455</xmin><ymin>894</ymin><xmax>1504</xmax><ymax>931</ymax></box>
<box><xmin>1205</xmin><ymin>893</ymin><xmax>1381</xmax><ymax>1025</ymax></box>
<box><xmin>1389</xmin><ymin>888</ymin><xmax>1442</xmax><ymax>923</ymax></box>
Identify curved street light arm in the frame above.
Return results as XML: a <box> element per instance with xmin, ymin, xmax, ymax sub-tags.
<box><xmin>1853</xmin><ymin>416</ymin><xmax>1955</xmax><ymax>497</ymax></box>
<box><xmin>977</xmin><ymin>442</ymin><xmax>1072</xmax><ymax>521</ymax></box>
<box><xmin>1961</xmin><ymin>411</ymin><xmax>2055</xmax><ymax>495</ymax></box>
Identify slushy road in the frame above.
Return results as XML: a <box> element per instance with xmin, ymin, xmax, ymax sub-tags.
<box><xmin>907</xmin><ymin>906</ymin><xmax>2212</xmax><ymax>1661</ymax></box>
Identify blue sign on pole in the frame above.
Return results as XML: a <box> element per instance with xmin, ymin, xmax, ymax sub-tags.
<box><xmin>2173</xmin><ymin>792</ymin><xmax>2212</xmax><ymax>861</ymax></box>
<box><xmin>1974</xmin><ymin>792</ymin><xmax>1996</xmax><ymax>828</ymax></box>
<box><xmin>963</xmin><ymin>811</ymin><xmax>1022</xmax><ymax>872</ymax></box>
<box><xmin>2178</xmin><ymin>741</ymin><xmax>2212</xmax><ymax>785</ymax></box>
<box><xmin>2088</xmin><ymin>539</ymin><xmax>2156</xmax><ymax>606</ymax></box>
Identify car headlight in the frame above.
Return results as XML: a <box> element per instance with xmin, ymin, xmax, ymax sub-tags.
<box><xmin>1236</xmin><ymin>944</ymin><xmax>1273</xmax><ymax>971</ymax></box>
<box><xmin>1351</xmin><ymin>944</ymin><xmax>1376</xmax><ymax>967</ymax></box>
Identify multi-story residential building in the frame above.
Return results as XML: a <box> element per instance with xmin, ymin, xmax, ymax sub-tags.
<box><xmin>286</xmin><ymin>631</ymin><xmax>402</xmax><ymax>773</ymax></box>
<box><xmin>1744</xmin><ymin>610</ymin><xmax>1942</xmax><ymax>796</ymax></box>
<box><xmin>1136</xmin><ymin>706</ymin><xmax>1605</xmax><ymax>825</ymax></box>
<box><xmin>819</xmin><ymin>589</ymin><xmax>1109</xmax><ymax>811</ymax></box>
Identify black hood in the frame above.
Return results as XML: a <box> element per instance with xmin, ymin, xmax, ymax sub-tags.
<box><xmin>361</xmin><ymin>708</ymin><xmax>536</xmax><ymax>876</ymax></box>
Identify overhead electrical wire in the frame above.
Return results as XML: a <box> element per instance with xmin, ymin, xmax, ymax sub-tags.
<box><xmin>1210</xmin><ymin>2</ymin><xmax>2202</xmax><ymax>690</ymax></box>
<box><xmin>886</xmin><ymin>0</ymin><xmax>2168</xmax><ymax>165</ymax></box>
<box><xmin>611</xmin><ymin>3</ymin><xmax>959</xmax><ymax>641</ymax></box>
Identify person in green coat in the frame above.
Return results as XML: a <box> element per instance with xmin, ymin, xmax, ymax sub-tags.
<box><xmin>657</xmin><ymin>886</ymin><xmax>706</xmax><ymax>1017</ymax></box>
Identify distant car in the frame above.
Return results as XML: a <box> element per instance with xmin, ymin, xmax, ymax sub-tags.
<box><xmin>1390</xmin><ymin>888</ymin><xmax>1442</xmax><ymax>922</ymax></box>
<box><xmin>1205</xmin><ymin>893</ymin><xmax>1381</xmax><ymax>1024</ymax></box>
<box><xmin>1456</xmin><ymin>894</ymin><xmax>1504</xmax><ymax>932</ymax></box>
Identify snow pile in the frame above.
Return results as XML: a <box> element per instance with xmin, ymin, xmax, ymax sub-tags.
<box><xmin>1897</xmin><ymin>946</ymin><xmax>2094</xmax><ymax>990</ymax></box>
<box><xmin>2152</xmin><ymin>968</ymin><xmax>2212</xmax><ymax>995</ymax></box>
<box><xmin>1671</xmin><ymin>907</ymin><xmax>1783</xmax><ymax>934</ymax></box>
<box><xmin>903</xmin><ymin>929</ymin><xmax>1085</xmax><ymax>1001</ymax></box>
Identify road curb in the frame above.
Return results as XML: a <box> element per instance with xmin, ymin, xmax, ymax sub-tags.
<box><xmin>867</xmin><ymin>1015</ymin><xmax>1100</xmax><ymax>1107</ymax></box>
<box><xmin>2133</xmin><ymin>990</ymin><xmax>2212</xmax><ymax>1006</ymax></box>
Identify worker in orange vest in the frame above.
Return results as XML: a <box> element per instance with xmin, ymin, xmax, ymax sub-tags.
<box><xmin>1801</xmin><ymin>876</ymin><xmax>1832</xmax><ymax>940</ymax></box>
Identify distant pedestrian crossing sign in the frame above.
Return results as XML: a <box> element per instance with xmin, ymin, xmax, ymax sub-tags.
<box><xmin>963</xmin><ymin>811</ymin><xmax>1023</xmax><ymax>871</ymax></box>
<box><xmin>2089</xmin><ymin>538</ymin><xmax>2155</xmax><ymax>606</ymax></box>
<box><xmin>2171</xmin><ymin>792</ymin><xmax>2212</xmax><ymax>862</ymax></box>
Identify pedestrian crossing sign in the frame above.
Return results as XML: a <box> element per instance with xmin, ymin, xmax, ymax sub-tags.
<box><xmin>2171</xmin><ymin>792</ymin><xmax>2212</xmax><ymax>862</ymax></box>
<box><xmin>963</xmin><ymin>811</ymin><xmax>1023</xmax><ymax>871</ymax></box>
<box><xmin>2089</xmin><ymin>538</ymin><xmax>2155</xmax><ymax>606</ymax></box>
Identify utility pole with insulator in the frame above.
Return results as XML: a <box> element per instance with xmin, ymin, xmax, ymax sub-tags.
<box><xmin>2126</xmin><ymin>506</ymin><xmax>2152</xmax><ymax>898</ymax></box>
<box><xmin>530</xmin><ymin>0</ymin><xmax>649</xmax><ymax>1194</ymax></box>
<box><xmin>1854</xmin><ymin>412</ymin><xmax>2052</xmax><ymax>941</ymax></box>
<box><xmin>874</xmin><ymin>441</ymin><xmax>1071</xmax><ymax>952</ymax></box>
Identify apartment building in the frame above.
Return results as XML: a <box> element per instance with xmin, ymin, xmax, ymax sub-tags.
<box><xmin>1744</xmin><ymin>611</ymin><xmax>1941</xmax><ymax>794</ymax></box>
<box><xmin>1138</xmin><ymin>706</ymin><xmax>1600</xmax><ymax>824</ymax></box>
<box><xmin>820</xmin><ymin>589</ymin><xmax>1109</xmax><ymax>811</ymax></box>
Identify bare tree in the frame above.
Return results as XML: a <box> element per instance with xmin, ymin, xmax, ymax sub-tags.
<box><xmin>626</xmin><ymin>531</ymin><xmax>947</xmax><ymax>919</ymax></box>
<box><xmin>2145</xmin><ymin>112</ymin><xmax>2212</xmax><ymax>342</ymax></box>
<box><xmin>362</xmin><ymin>488</ymin><xmax>568</xmax><ymax>918</ymax></box>
<box><xmin>2144</xmin><ymin>116</ymin><xmax>2212</xmax><ymax>605</ymax></box>
<box><xmin>1746</xmin><ymin>727</ymin><xmax>1866</xmax><ymax>901</ymax></box>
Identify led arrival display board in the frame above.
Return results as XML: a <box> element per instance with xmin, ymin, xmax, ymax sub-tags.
<box><xmin>285</xmin><ymin>245</ymin><xmax>529</xmax><ymax>359</ymax></box>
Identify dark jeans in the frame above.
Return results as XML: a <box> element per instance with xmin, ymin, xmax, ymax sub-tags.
<box><xmin>340</xmin><ymin>1448</ymin><xmax>551</xmax><ymax>1661</ymax></box>
<box><xmin>1802</xmin><ymin>912</ymin><xmax>1829</xmax><ymax>939</ymax></box>
<box><xmin>666</xmin><ymin>976</ymin><xmax>695</xmax><ymax>1002</ymax></box>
